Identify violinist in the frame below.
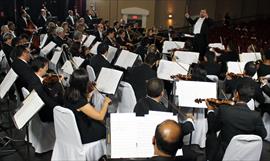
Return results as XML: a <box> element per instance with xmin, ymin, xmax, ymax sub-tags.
<box><xmin>205</xmin><ymin>79</ymin><xmax>267</xmax><ymax>161</ymax></box>
<box><xmin>28</xmin><ymin>57</ymin><xmax>63</xmax><ymax>122</ymax></box>
<box><xmin>116</xmin><ymin>29</ymin><xmax>134</xmax><ymax>51</ymax></box>
<box><xmin>224</xmin><ymin>61</ymin><xmax>265</xmax><ymax>104</ymax></box>
<box><xmin>103</xmin><ymin>28</ymin><xmax>119</xmax><ymax>48</ymax></box>
<box><xmin>64</xmin><ymin>68</ymin><xmax>111</xmax><ymax>160</ymax></box>
<box><xmin>37</xmin><ymin>9</ymin><xmax>48</xmax><ymax>34</ymax></box>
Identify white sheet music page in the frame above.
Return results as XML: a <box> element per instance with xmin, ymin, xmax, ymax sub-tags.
<box><xmin>39</xmin><ymin>34</ymin><xmax>48</xmax><ymax>48</ymax></box>
<box><xmin>107</xmin><ymin>46</ymin><xmax>118</xmax><ymax>63</ymax></box>
<box><xmin>90</xmin><ymin>41</ymin><xmax>101</xmax><ymax>55</ymax></box>
<box><xmin>176</xmin><ymin>80</ymin><xmax>217</xmax><ymax>108</ymax></box>
<box><xmin>208</xmin><ymin>43</ymin><xmax>225</xmax><ymax>50</ymax></box>
<box><xmin>157</xmin><ymin>59</ymin><xmax>189</xmax><ymax>81</ymax></box>
<box><xmin>162</xmin><ymin>41</ymin><xmax>185</xmax><ymax>53</ymax></box>
<box><xmin>110</xmin><ymin>113</ymin><xmax>137</xmax><ymax>158</ymax></box>
<box><xmin>227</xmin><ymin>61</ymin><xmax>258</xmax><ymax>79</ymax></box>
<box><xmin>239</xmin><ymin>52</ymin><xmax>262</xmax><ymax>62</ymax></box>
<box><xmin>40</xmin><ymin>41</ymin><xmax>57</xmax><ymax>56</ymax></box>
<box><xmin>83</xmin><ymin>35</ymin><xmax>96</xmax><ymax>47</ymax></box>
<box><xmin>174</xmin><ymin>51</ymin><xmax>200</xmax><ymax>65</ymax></box>
<box><xmin>61</xmin><ymin>61</ymin><xmax>74</xmax><ymax>75</ymax></box>
<box><xmin>81</xmin><ymin>34</ymin><xmax>87</xmax><ymax>44</ymax></box>
<box><xmin>13</xmin><ymin>90</ymin><xmax>45</xmax><ymax>129</ymax></box>
<box><xmin>114</xmin><ymin>50</ymin><xmax>138</xmax><ymax>69</ymax></box>
<box><xmin>96</xmin><ymin>68</ymin><xmax>123</xmax><ymax>95</ymax></box>
<box><xmin>50</xmin><ymin>47</ymin><xmax>62</xmax><ymax>65</ymax></box>
<box><xmin>72</xmin><ymin>56</ymin><xmax>85</xmax><ymax>69</ymax></box>
<box><xmin>0</xmin><ymin>68</ymin><xmax>18</xmax><ymax>99</ymax></box>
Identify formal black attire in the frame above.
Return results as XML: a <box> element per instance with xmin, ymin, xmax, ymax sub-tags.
<box><xmin>206</xmin><ymin>103</ymin><xmax>267</xmax><ymax>161</ymax></box>
<box><xmin>53</xmin><ymin>36</ymin><xmax>66</xmax><ymax>48</ymax></box>
<box><xmin>259</xmin><ymin>84</ymin><xmax>270</xmax><ymax>114</ymax></box>
<box><xmin>11</xmin><ymin>58</ymin><xmax>36</xmax><ymax>100</ymax></box>
<box><xmin>125</xmin><ymin>64</ymin><xmax>156</xmax><ymax>101</ymax></box>
<box><xmin>2</xmin><ymin>43</ymin><xmax>14</xmax><ymax>66</ymax></box>
<box><xmin>224</xmin><ymin>77</ymin><xmax>265</xmax><ymax>104</ymax></box>
<box><xmin>134</xmin><ymin>45</ymin><xmax>148</xmax><ymax>61</ymax></box>
<box><xmin>88</xmin><ymin>54</ymin><xmax>113</xmax><ymax>77</ymax></box>
<box><xmin>201</xmin><ymin>63</ymin><xmax>222</xmax><ymax>77</ymax></box>
<box><xmin>37</xmin><ymin>15</ymin><xmax>47</xmax><ymax>34</ymax></box>
<box><xmin>257</xmin><ymin>63</ymin><xmax>270</xmax><ymax>77</ymax></box>
<box><xmin>94</xmin><ymin>30</ymin><xmax>104</xmax><ymax>42</ymax></box>
<box><xmin>84</xmin><ymin>15</ymin><xmax>95</xmax><ymax>30</ymax></box>
<box><xmin>103</xmin><ymin>37</ymin><xmax>119</xmax><ymax>48</ymax></box>
<box><xmin>17</xmin><ymin>16</ymin><xmax>28</xmax><ymax>35</ymax></box>
<box><xmin>28</xmin><ymin>74</ymin><xmax>59</xmax><ymax>122</ymax></box>
<box><xmin>64</xmin><ymin>96</ymin><xmax>106</xmax><ymax>144</ymax></box>
<box><xmin>66</xmin><ymin>16</ymin><xmax>76</xmax><ymax>30</ymax></box>
<box><xmin>186</xmin><ymin>17</ymin><xmax>213</xmax><ymax>60</ymax></box>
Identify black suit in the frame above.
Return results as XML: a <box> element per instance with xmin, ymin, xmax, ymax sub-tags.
<box><xmin>2</xmin><ymin>43</ymin><xmax>14</xmax><ymax>66</ymax></box>
<box><xmin>206</xmin><ymin>104</ymin><xmax>267</xmax><ymax>161</ymax></box>
<box><xmin>28</xmin><ymin>74</ymin><xmax>59</xmax><ymax>122</ymax></box>
<box><xmin>94</xmin><ymin>30</ymin><xmax>104</xmax><ymax>42</ymax></box>
<box><xmin>88</xmin><ymin>54</ymin><xmax>112</xmax><ymax>77</ymax></box>
<box><xmin>66</xmin><ymin>16</ymin><xmax>76</xmax><ymax>30</ymax></box>
<box><xmin>11</xmin><ymin>58</ymin><xmax>36</xmax><ymax>100</ymax></box>
<box><xmin>37</xmin><ymin>15</ymin><xmax>47</xmax><ymax>33</ymax></box>
<box><xmin>125</xmin><ymin>64</ymin><xmax>156</xmax><ymax>101</ymax></box>
<box><xmin>84</xmin><ymin>16</ymin><xmax>94</xmax><ymax>30</ymax></box>
<box><xmin>17</xmin><ymin>16</ymin><xmax>28</xmax><ymax>35</ymax></box>
<box><xmin>201</xmin><ymin>63</ymin><xmax>222</xmax><ymax>77</ymax></box>
<box><xmin>186</xmin><ymin>17</ymin><xmax>213</xmax><ymax>60</ymax></box>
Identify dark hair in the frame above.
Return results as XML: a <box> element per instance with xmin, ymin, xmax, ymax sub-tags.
<box><xmin>191</xmin><ymin>64</ymin><xmax>208</xmax><ymax>81</ymax></box>
<box><xmin>65</xmin><ymin>68</ymin><xmax>89</xmax><ymax>102</ymax></box>
<box><xmin>97</xmin><ymin>43</ymin><xmax>109</xmax><ymax>55</ymax></box>
<box><xmin>106</xmin><ymin>28</ymin><xmax>115</xmax><ymax>35</ymax></box>
<box><xmin>15</xmin><ymin>45</ymin><xmax>29</xmax><ymax>57</ymax></box>
<box><xmin>147</xmin><ymin>78</ymin><xmax>164</xmax><ymax>97</ymax></box>
<box><xmin>113</xmin><ymin>21</ymin><xmax>119</xmax><ymax>27</ymax></box>
<box><xmin>244</xmin><ymin>61</ymin><xmax>256</xmax><ymax>77</ymax></box>
<box><xmin>31</xmin><ymin>57</ymin><xmax>49</xmax><ymax>72</ymax></box>
<box><xmin>144</xmin><ymin>53</ymin><xmax>157</xmax><ymax>66</ymax></box>
<box><xmin>154</xmin><ymin>120</ymin><xmax>182</xmax><ymax>156</ymax></box>
<box><xmin>236</xmin><ymin>78</ymin><xmax>255</xmax><ymax>102</ymax></box>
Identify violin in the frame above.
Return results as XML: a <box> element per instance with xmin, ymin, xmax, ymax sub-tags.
<box><xmin>226</xmin><ymin>72</ymin><xmax>246</xmax><ymax>79</ymax></box>
<box><xmin>195</xmin><ymin>98</ymin><xmax>235</xmax><ymax>106</ymax></box>
<box><xmin>170</xmin><ymin>74</ymin><xmax>191</xmax><ymax>80</ymax></box>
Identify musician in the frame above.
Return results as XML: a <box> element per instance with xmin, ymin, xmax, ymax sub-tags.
<box><xmin>125</xmin><ymin>23</ymin><xmax>134</xmax><ymax>43</ymax></box>
<box><xmin>205</xmin><ymin>78</ymin><xmax>267</xmax><ymax>161</ymax></box>
<box><xmin>201</xmin><ymin>51</ymin><xmax>222</xmax><ymax>77</ymax></box>
<box><xmin>17</xmin><ymin>9</ymin><xmax>37</xmax><ymax>36</ymax></box>
<box><xmin>2</xmin><ymin>32</ymin><xmax>14</xmax><ymax>66</ymax></box>
<box><xmin>125</xmin><ymin>53</ymin><xmax>157</xmax><ymax>101</ymax></box>
<box><xmin>69</xmin><ymin>31</ymin><xmax>83</xmax><ymax>57</ymax></box>
<box><xmin>53</xmin><ymin>27</ymin><xmax>67</xmax><ymax>47</ymax></box>
<box><xmin>64</xmin><ymin>68</ymin><xmax>111</xmax><ymax>160</ymax></box>
<box><xmin>134</xmin><ymin>37</ymin><xmax>149</xmax><ymax>61</ymax></box>
<box><xmin>258</xmin><ymin>49</ymin><xmax>270</xmax><ymax>77</ymax></box>
<box><xmin>185</xmin><ymin>9</ymin><xmax>214</xmax><ymax>60</ymax></box>
<box><xmin>88</xmin><ymin>43</ymin><xmax>113</xmax><ymax>77</ymax></box>
<box><xmin>116</xmin><ymin>29</ymin><xmax>134</xmax><ymax>50</ymax></box>
<box><xmin>44</xmin><ymin>22</ymin><xmax>57</xmax><ymax>46</ymax></box>
<box><xmin>66</xmin><ymin>10</ymin><xmax>76</xmax><ymax>30</ymax></box>
<box><xmin>113</xmin><ymin>21</ymin><xmax>120</xmax><ymax>35</ymax></box>
<box><xmin>224</xmin><ymin>61</ymin><xmax>265</xmax><ymax>104</ymax></box>
<box><xmin>94</xmin><ymin>23</ymin><xmax>105</xmax><ymax>42</ymax></box>
<box><xmin>11</xmin><ymin>45</ymin><xmax>35</xmax><ymax>100</ymax></box>
<box><xmin>7</xmin><ymin>21</ymin><xmax>17</xmax><ymax>38</ymax></box>
<box><xmin>37</xmin><ymin>9</ymin><xmax>47</xmax><ymax>34</ymax></box>
<box><xmin>28</xmin><ymin>57</ymin><xmax>61</xmax><ymax>122</ymax></box>
<box><xmin>103</xmin><ymin>28</ymin><xmax>119</xmax><ymax>48</ymax></box>
<box><xmin>85</xmin><ymin>9</ymin><xmax>95</xmax><ymax>30</ymax></box>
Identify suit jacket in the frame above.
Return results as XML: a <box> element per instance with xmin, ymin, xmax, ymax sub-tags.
<box><xmin>37</xmin><ymin>15</ymin><xmax>47</xmax><ymax>33</ymax></box>
<box><xmin>89</xmin><ymin>54</ymin><xmax>112</xmax><ymax>77</ymax></box>
<box><xmin>2</xmin><ymin>43</ymin><xmax>14</xmax><ymax>66</ymax></box>
<box><xmin>125</xmin><ymin>64</ymin><xmax>157</xmax><ymax>101</ymax></box>
<box><xmin>28</xmin><ymin>74</ymin><xmax>59</xmax><ymax>122</ymax></box>
<box><xmin>66</xmin><ymin>16</ymin><xmax>76</xmax><ymax>29</ymax></box>
<box><xmin>186</xmin><ymin>17</ymin><xmax>214</xmax><ymax>35</ymax></box>
<box><xmin>94</xmin><ymin>30</ymin><xmax>104</xmax><ymax>42</ymax></box>
<box><xmin>201</xmin><ymin>63</ymin><xmax>222</xmax><ymax>76</ymax></box>
<box><xmin>17</xmin><ymin>16</ymin><xmax>28</xmax><ymax>35</ymax></box>
<box><xmin>84</xmin><ymin>16</ymin><xmax>94</xmax><ymax>30</ymax></box>
<box><xmin>207</xmin><ymin>104</ymin><xmax>267</xmax><ymax>161</ymax></box>
<box><xmin>11</xmin><ymin>58</ymin><xmax>36</xmax><ymax>100</ymax></box>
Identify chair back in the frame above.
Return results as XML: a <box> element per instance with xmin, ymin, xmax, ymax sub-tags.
<box><xmin>222</xmin><ymin>134</ymin><xmax>262</xmax><ymax>161</ymax></box>
<box><xmin>86</xmin><ymin>65</ymin><xmax>96</xmax><ymax>82</ymax></box>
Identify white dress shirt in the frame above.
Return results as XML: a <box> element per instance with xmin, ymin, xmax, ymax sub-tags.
<box><xmin>193</xmin><ymin>17</ymin><xmax>205</xmax><ymax>34</ymax></box>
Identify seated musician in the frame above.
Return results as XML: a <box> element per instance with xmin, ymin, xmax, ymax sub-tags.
<box><xmin>64</xmin><ymin>68</ymin><xmax>111</xmax><ymax>160</ymax></box>
<box><xmin>28</xmin><ymin>57</ymin><xmax>63</xmax><ymax>122</ymax></box>
<box><xmin>225</xmin><ymin>61</ymin><xmax>265</xmax><ymax>104</ymax></box>
<box><xmin>116</xmin><ymin>29</ymin><xmax>134</xmax><ymax>50</ymax></box>
<box><xmin>103</xmin><ymin>28</ymin><xmax>120</xmax><ymax>48</ymax></box>
<box><xmin>205</xmin><ymin>78</ymin><xmax>267</xmax><ymax>161</ymax></box>
<box><xmin>201</xmin><ymin>51</ymin><xmax>222</xmax><ymax>78</ymax></box>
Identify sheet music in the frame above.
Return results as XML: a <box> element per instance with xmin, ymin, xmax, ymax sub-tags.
<box><xmin>110</xmin><ymin>112</ymin><xmax>178</xmax><ymax>158</ymax></box>
<box><xmin>72</xmin><ymin>56</ymin><xmax>85</xmax><ymax>69</ymax></box>
<box><xmin>162</xmin><ymin>41</ymin><xmax>185</xmax><ymax>53</ymax></box>
<box><xmin>81</xmin><ymin>34</ymin><xmax>87</xmax><ymax>44</ymax></box>
<box><xmin>227</xmin><ymin>61</ymin><xmax>258</xmax><ymax>79</ymax></box>
<box><xmin>176</xmin><ymin>80</ymin><xmax>217</xmax><ymax>108</ymax></box>
<box><xmin>239</xmin><ymin>52</ymin><xmax>262</xmax><ymax>62</ymax></box>
<box><xmin>13</xmin><ymin>90</ymin><xmax>45</xmax><ymax>129</ymax></box>
<box><xmin>208</xmin><ymin>43</ymin><xmax>225</xmax><ymax>50</ymax></box>
<box><xmin>0</xmin><ymin>68</ymin><xmax>18</xmax><ymax>99</ymax></box>
<box><xmin>114</xmin><ymin>50</ymin><xmax>138</xmax><ymax>69</ymax></box>
<box><xmin>50</xmin><ymin>47</ymin><xmax>62</xmax><ymax>65</ymax></box>
<box><xmin>157</xmin><ymin>59</ymin><xmax>189</xmax><ymax>81</ymax></box>
<box><xmin>174</xmin><ymin>51</ymin><xmax>199</xmax><ymax>65</ymax></box>
<box><xmin>39</xmin><ymin>34</ymin><xmax>48</xmax><ymax>48</ymax></box>
<box><xmin>96</xmin><ymin>68</ymin><xmax>123</xmax><ymax>95</ymax></box>
<box><xmin>40</xmin><ymin>41</ymin><xmax>57</xmax><ymax>56</ymax></box>
<box><xmin>107</xmin><ymin>46</ymin><xmax>118</xmax><ymax>63</ymax></box>
<box><xmin>83</xmin><ymin>35</ymin><xmax>96</xmax><ymax>47</ymax></box>
<box><xmin>111</xmin><ymin>113</ymin><xmax>138</xmax><ymax>158</ymax></box>
<box><xmin>61</xmin><ymin>61</ymin><xmax>74</xmax><ymax>75</ymax></box>
<box><xmin>0</xmin><ymin>50</ymin><xmax>5</xmax><ymax>62</ymax></box>
<box><xmin>89</xmin><ymin>41</ymin><xmax>101</xmax><ymax>55</ymax></box>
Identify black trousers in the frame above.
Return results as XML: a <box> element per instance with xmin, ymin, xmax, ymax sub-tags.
<box><xmin>193</xmin><ymin>34</ymin><xmax>208</xmax><ymax>61</ymax></box>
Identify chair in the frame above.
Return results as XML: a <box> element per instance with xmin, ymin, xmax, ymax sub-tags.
<box><xmin>262</xmin><ymin>113</ymin><xmax>270</xmax><ymax>142</ymax></box>
<box><xmin>86</xmin><ymin>65</ymin><xmax>96</xmax><ymax>82</ymax></box>
<box><xmin>222</xmin><ymin>135</ymin><xmax>263</xmax><ymax>161</ymax></box>
<box><xmin>21</xmin><ymin>87</ymin><xmax>55</xmax><ymax>154</ymax></box>
<box><xmin>110</xmin><ymin>81</ymin><xmax>137</xmax><ymax>113</ymax></box>
<box><xmin>52</xmin><ymin>106</ymin><xmax>106</xmax><ymax>161</ymax></box>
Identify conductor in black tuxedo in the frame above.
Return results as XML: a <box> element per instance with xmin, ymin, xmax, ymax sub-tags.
<box><xmin>125</xmin><ymin>52</ymin><xmax>157</xmax><ymax>101</ymax></box>
<box><xmin>185</xmin><ymin>9</ymin><xmax>214</xmax><ymax>60</ymax></box>
<box><xmin>28</xmin><ymin>57</ymin><xmax>61</xmax><ymax>122</ymax></box>
<box><xmin>205</xmin><ymin>78</ymin><xmax>267</xmax><ymax>161</ymax></box>
<box><xmin>89</xmin><ymin>43</ymin><xmax>113</xmax><ymax>77</ymax></box>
